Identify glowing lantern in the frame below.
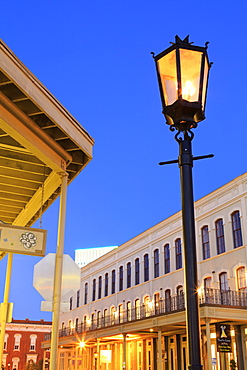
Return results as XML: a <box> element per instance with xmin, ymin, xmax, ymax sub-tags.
<box><xmin>153</xmin><ymin>35</ymin><xmax>211</xmax><ymax>130</ymax></box>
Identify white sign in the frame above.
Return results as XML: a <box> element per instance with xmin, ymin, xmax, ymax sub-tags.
<box><xmin>33</xmin><ymin>253</ymin><xmax>81</xmax><ymax>301</ymax></box>
<box><xmin>100</xmin><ymin>350</ymin><xmax>112</xmax><ymax>363</ymax></box>
<box><xmin>0</xmin><ymin>224</ymin><xmax>46</xmax><ymax>256</ymax></box>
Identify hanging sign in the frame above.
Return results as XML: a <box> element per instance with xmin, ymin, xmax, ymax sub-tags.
<box><xmin>216</xmin><ymin>323</ymin><xmax>232</xmax><ymax>352</ymax></box>
<box><xmin>100</xmin><ymin>350</ymin><xmax>112</xmax><ymax>363</ymax></box>
<box><xmin>0</xmin><ymin>224</ymin><xmax>46</xmax><ymax>256</ymax></box>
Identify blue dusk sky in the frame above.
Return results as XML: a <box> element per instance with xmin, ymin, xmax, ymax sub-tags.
<box><xmin>0</xmin><ymin>0</ymin><xmax>247</xmax><ymax>320</ymax></box>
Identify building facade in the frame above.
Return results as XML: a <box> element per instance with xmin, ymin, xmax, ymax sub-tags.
<box><xmin>43</xmin><ymin>173</ymin><xmax>247</xmax><ymax>370</ymax></box>
<box><xmin>3</xmin><ymin>319</ymin><xmax>51</xmax><ymax>370</ymax></box>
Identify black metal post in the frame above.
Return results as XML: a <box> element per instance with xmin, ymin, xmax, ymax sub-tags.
<box><xmin>178</xmin><ymin>131</ymin><xmax>202</xmax><ymax>370</ymax></box>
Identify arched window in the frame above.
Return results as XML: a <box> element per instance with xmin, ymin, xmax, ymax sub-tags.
<box><xmin>111</xmin><ymin>306</ymin><xmax>116</xmax><ymax>325</ymax></box>
<box><xmin>127</xmin><ymin>301</ymin><xmax>131</xmax><ymax>321</ymax></box>
<box><xmin>83</xmin><ymin>315</ymin><xmax>87</xmax><ymax>330</ymax></box>
<box><xmin>164</xmin><ymin>244</ymin><xmax>170</xmax><ymax>274</ymax></box>
<box><xmin>231</xmin><ymin>211</ymin><xmax>243</xmax><ymax>248</ymax></box>
<box><xmin>4</xmin><ymin>333</ymin><xmax>9</xmax><ymax>350</ymax></box>
<box><xmin>176</xmin><ymin>285</ymin><xmax>184</xmax><ymax>309</ymax></box>
<box><xmin>75</xmin><ymin>318</ymin><xmax>79</xmax><ymax>331</ymax></box>
<box><xmin>175</xmin><ymin>238</ymin><xmax>182</xmax><ymax>270</ymax></box>
<box><xmin>165</xmin><ymin>289</ymin><xmax>171</xmax><ymax>312</ymax></box>
<box><xmin>76</xmin><ymin>290</ymin><xmax>80</xmax><ymax>308</ymax></box>
<box><xmin>127</xmin><ymin>262</ymin><xmax>131</xmax><ymax>288</ymax></box>
<box><xmin>144</xmin><ymin>254</ymin><xmax>149</xmax><ymax>282</ymax></box>
<box><xmin>29</xmin><ymin>335</ymin><xmax>37</xmax><ymax>351</ymax></box>
<box><xmin>237</xmin><ymin>267</ymin><xmax>246</xmax><ymax>290</ymax></box>
<box><xmin>204</xmin><ymin>277</ymin><xmax>212</xmax><ymax>288</ymax></box>
<box><xmin>215</xmin><ymin>219</ymin><xmax>225</xmax><ymax>254</ymax></box>
<box><xmin>118</xmin><ymin>304</ymin><xmax>123</xmax><ymax>323</ymax></box>
<box><xmin>201</xmin><ymin>226</ymin><xmax>210</xmax><ymax>259</ymax></box>
<box><xmin>84</xmin><ymin>282</ymin><xmax>88</xmax><ymax>305</ymax></box>
<box><xmin>119</xmin><ymin>266</ymin><xmax>123</xmax><ymax>291</ymax></box>
<box><xmin>97</xmin><ymin>311</ymin><xmax>101</xmax><ymax>327</ymax></box>
<box><xmin>92</xmin><ymin>279</ymin><xmax>96</xmax><ymax>301</ymax></box>
<box><xmin>219</xmin><ymin>272</ymin><xmax>228</xmax><ymax>291</ymax></box>
<box><xmin>135</xmin><ymin>299</ymin><xmax>140</xmax><ymax>319</ymax></box>
<box><xmin>154</xmin><ymin>293</ymin><xmax>160</xmax><ymax>314</ymax></box>
<box><xmin>111</xmin><ymin>269</ymin><xmax>116</xmax><ymax>294</ymax></box>
<box><xmin>103</xmin><ymin>308</ymin><xmax>108</xmax><ymax>326</ymax></box>
<box><xmin>69</xmin><ymin>297</ymin><xmax>73</xmax><ymax>310</ymax></box>
<box><xmin>154</xmin><ymin>249</ymin><xmax>159</xmax><ymax>278</ymax></box>
<box><xmin>98</xmin><ymin>276</ymin><xmax>102</xmax><ymax>299</ymax></box>
<box><xmin>105</xmin><ymin>273</ymin><xmax>109</xmax><ymax>297</ymax></box>
<box><xmin>12</xmin><ymin>357</ymin><xmax>20</xmax><ymax>370</ymax></box>
<box><xmin>135</xmin><ymin>258</ymin><xmax>140</xmax><ymax>285</ymax></box>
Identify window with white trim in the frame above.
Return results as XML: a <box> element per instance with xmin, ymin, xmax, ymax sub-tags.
<box><xmin>14</xmin><ymin>334</ymin><xmax>21</xmax><ymax>350</ymax></box>
<box><xmin>30</xmin><ymin>335</ymin><xmax>37</xmax><ymax>351</ymax></box>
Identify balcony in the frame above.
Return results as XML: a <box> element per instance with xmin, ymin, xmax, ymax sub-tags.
<box><xmin>44</xmin><ymin>288</ymin><xmax>247</xmax><ymax>341</ymax></box>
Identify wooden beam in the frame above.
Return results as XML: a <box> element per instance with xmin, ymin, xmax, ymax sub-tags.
<box><xmin>0</xmin><ymin>92</ymin><xmax>71</xmax><ymax>172</ymax></box>
<box><xmin>13</xmin><ymin>171</ymin><xmax>62</xmax><ymax>226</ymax></box>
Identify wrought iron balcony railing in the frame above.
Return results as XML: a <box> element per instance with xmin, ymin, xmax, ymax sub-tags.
<box><xmin>44</xmin><ymin>287</ymin><xmax>247</xmax><ymax>341</ymax></box>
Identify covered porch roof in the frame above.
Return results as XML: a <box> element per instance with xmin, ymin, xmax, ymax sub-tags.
<box><xmin>0</xmin><ymin>40</ymin><xmax>94</xmax><ymax>227</ymax></box>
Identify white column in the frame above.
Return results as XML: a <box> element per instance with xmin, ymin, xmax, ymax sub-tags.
<box><xmin>50</xmin><ymin>173</ymin><xmax>68</xmax><ymax>370</ymax></box>
<box><xmin>157</xmin><ymin>330</ymin><xmax>162</xmax><ymax>370</ymax></box>
<box><xmin>205</xmin><ymin>318</ymin><xmax>212</xmax><ymax>370</ymax></box>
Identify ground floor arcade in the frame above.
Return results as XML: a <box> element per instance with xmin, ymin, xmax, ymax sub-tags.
<box><xmin>43</xmin><ymin>304</ymin><xmax>247</xmax><ymax>370</ymax></box>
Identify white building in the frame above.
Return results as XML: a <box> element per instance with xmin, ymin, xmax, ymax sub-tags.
<box><xmin>75</xmin><ymin>246</ymin><xmax>118</xmax><ymax>267</ymax></box>
<box><xmin>43</xmin><ymin>173</ymin><xmax>247</xmax><ymax>370</ymax></box>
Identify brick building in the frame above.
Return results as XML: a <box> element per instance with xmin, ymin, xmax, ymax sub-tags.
<box><xmin>2</xmin><ymin>319</ymin><xmax>51</xmax><ymax>370</ymax></box>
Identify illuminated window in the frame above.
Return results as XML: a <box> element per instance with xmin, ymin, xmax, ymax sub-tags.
<box><xmin>164</xmin><ymin>244</ymin><xmax>170</xmax><ymax>274</ymax></box>
<box><xmin>12</xmin><ymin>357</ymin><xmax>20</xmax><ymax>370</ymax></box>
<box><xmin>135</xmin><ymin>299</ymin><xmax>140</xmax><ymax>319</ymax></box>
<box><xmin>175</xmin><ymin>238</ymin><xmax>182</xmax><ymax>269</ymax></box>
<box><xmin>118</xmin><ymin>304</ymin><xmax>123</xmax><ymax>323</ymax></box>
<box><xmin>97</xmin><ymin>311</ymin><xmax>101</xmax><ymax>327</ymax></box>
<box><xmin>127</xmin><ymin>301</ymin><xmax>131</xmax><ymax>321</ymax></box>
<box><xmin>144</xmin><ymin>254</ymin><xmax>149</xmax><ymax>282</ymax></box>
<box><xmin>204</xmin><ymin>277</ymin><xmax>212</xmax><ymax>288</ymax></box>
<box><xmin>135</xmin><ymin>258</ymin><xmax>140</xmax><ymax>285</ymax></box>
<box><xmin>154</xmin><ymin>249</ymin><xmax>159</xmax><ymax>278</ymax></box>
<box><xmin>154</xmin><ymin>293</ymin><xmax>160</xmax><ymax>314</ymax></box>
<box><xmin>231</xmin><ymin>211</ymin><xmax>243</xmax><ymax>248</ymax></box>
<box><xmin>75</xmin><ymin>318</ymin><xmax>79</xmax><ymax>331</ymax></box>
<box><xmin>127</xmin><ymin>262</ymin><xmax>131</xmax><ymax>288</ymax></box>
<box><xmin>237</xmin><ymin>267</ymin><xmax>246</xmax><ymax>290</ymax></box>
<box><xmin>215</xmin><ymin>219</ymin><xmax>225</xmax><ymax>254</ymax></box>
<box><xmin>103</xmin><ymin>309</ymin><xmax>108</xmax><ymax>326</ymax></box>
<box><xmin>119</xmin><ymin>266</ymin><xmax>123</xmax><ymax>291</ymax></box>
<box><xmin>30</xmin><ymin>335</ymin><xmax>37</xmax><ymax>351</ymax></box>
<box><xmin>201</xmin><ymin>226</ymin><xmax>210</xmax><ymax>259</ymax></box>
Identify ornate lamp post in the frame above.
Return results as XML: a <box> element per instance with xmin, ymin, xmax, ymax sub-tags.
<box><xmin>152</xmin><ymin>36</ymin><xmax>212</xmax><ymax>370</ymax></box>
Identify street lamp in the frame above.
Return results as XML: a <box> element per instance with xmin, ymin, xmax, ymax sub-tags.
<box><xmin>152</xmin><ymin>36</ymin><xmax>212</xmax><ymax>370</ymax></box>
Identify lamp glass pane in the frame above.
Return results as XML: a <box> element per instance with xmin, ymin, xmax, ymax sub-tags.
<box><xmin>202</xmin><ymin>58</ymin><xmax>209</xmax><ymax>109</ymax></box>
<box><xmin>157</xmin><ymin>50</ymin><xmax>177</xmax><ymax>105</ymax></box>
<box><xmin>179</xmin><ymin>49</ymin><xmax>202</xmax><ymax>102</ymax></box>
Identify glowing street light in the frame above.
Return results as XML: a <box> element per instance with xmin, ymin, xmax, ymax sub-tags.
<box><xmin>152</xmin><ymin>36</ymin><xmax>212</xmax><ymax>370</ymax></box>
